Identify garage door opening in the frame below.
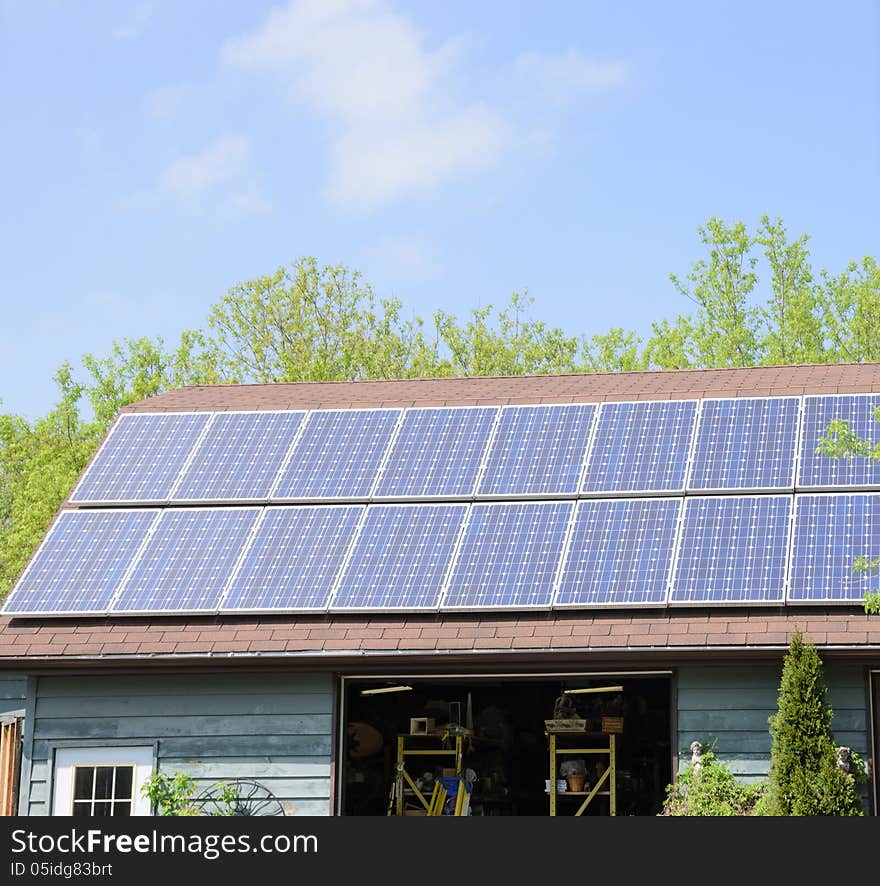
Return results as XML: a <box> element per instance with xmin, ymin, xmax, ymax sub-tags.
<box><xmin>340</xmin><ymin>673</ymin><xmax>672</xmax><ymax>816</ymax></box>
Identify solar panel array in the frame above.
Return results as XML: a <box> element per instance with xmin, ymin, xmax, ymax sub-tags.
<box><xmin>5</xmin><ymin>392</ymin><xmax>880</xmax><ymax>616</ymax></box>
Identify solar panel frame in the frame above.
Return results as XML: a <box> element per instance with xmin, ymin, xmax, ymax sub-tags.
<box><xmin>68</xmin><ymin>412</ymin><xmax>214</xmax><ymax>505</ymax></box>
<box><xmin>271</xmin><ymin>408</ymin><xmax>403</xmax><ymax>503</ymax></box>
<box><xmin>440</xmin><ymin>500</ymin><xmax>576</xmax><ymax>612</ymax></box>
<box><xmin>170</xmin><ymin>410</ymin><xmax>308</xmax><ymax>504</ymax></box>
<box><xmin>686</xmin><ymin>396</ymin><xmax>801</xmax><ymax>493</ymax></box>
<box><xmin>0</xmin><ymin>508</ymin><xmax>161</xmax><ymax>617</ymax></box>
<box><xmin>474</xmin><ymin>403</ymin><xmax>599</xmax><ymax>499</ymax></box>
<box><xmin>552</xmin><ymin>497</ymin><xmax>682</xmax><ymax>609</ymax></box>
<box><xmin>371</xmin><ymin>405</ymin><xmax>501</xmax><ymax>501</ymax></box>
<box><xmin>787</xmin><ymin>491</ymin><xmax>880</xmax><ymax>604</ymax></box>
<box><xmin>109</xmin><ymin>506</ymin><xmax>262</xmax><ymax>615</ymax></box>
<box><xmin>668</xmin><ymin>494</ymin><xmax>793</xmax><ymax>606</ymax></box>
<box><xmin>218</xmin><ymin>504</ymin><xmax>366</xmax><ymax>613</ymax></box>
<box><xmin>580</xmin><ymin>399</ymin><xmax>699</xmax><ymax>496</ymax></box>
<box><xmin>796</xmin><ymin>393</ymin><xmax>880</xmax><ymax>490</ymax></box>
<box><xmin>329</xmin><ymin>502</ymin><xmax>469</xmax><ymax>612</ymax></box>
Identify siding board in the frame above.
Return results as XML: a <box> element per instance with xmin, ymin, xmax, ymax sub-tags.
<box><xmin>27</xmin><ymin>672</ymin><xmax>334</xmax><ymax>817</ymax></box>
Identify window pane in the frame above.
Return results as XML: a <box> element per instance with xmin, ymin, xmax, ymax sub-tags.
<box><xmin>72</xmin><ymin>801</ymin><xmax>92</xmax><ymax>817</ymax></box>
<box><xmin>113</xmin><ymin>766</ymin><xmax>133</xmax><ymax>800</ymax></box>
<box><xmin>73</xmin><ymin>768</ymin><xmax>94</xmax><ymax>802</ymax></box>
<box><xmin>92</xmin><ymin>801</ymin><xmax>113</xmax><ymax>817</ymax></box>
<box><xmin>94</xmin><ymin>767</ymin><xmax>115</xmax><ymax>800</ymax></box>
<box><xmin>113</xmin><ymin>801</ymin><xmax>132</xmax><ymax>817</ymax></box>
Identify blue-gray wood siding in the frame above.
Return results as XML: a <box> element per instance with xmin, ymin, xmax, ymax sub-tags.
<box><xmin>21</xmin><ymin>672</ymin><xmax>334</xmax><ymax>816</ymax></box>
<box><xmin>0</xmin><ymin>673</ymin><xmax>27</xmax><ymax>714</ymax></box>
<box><xmin>677</xmin><ymin>664</ymin><xmax>869</xmax><ymax>791</ymax></box>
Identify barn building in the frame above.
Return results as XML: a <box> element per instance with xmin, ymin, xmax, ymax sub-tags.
<box><xmin>0</xmin><ymin>363</ymin><xmax>878</xmax><ymax>817</ymax></box>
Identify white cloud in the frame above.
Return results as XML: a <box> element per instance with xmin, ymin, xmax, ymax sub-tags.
<box><xmin>160</xmin><ymin>134</ymin><xmax>251</xmax><ymax>199</ymax></box>
<box><xmin>515</xmin><ymin>50</ymin><xmax>629</xmax><ymax>104</ymax></box>
<box><xmin>223</xmin><ymin>0</ymin><xmax>506</xmax><ymax>210</ymax></box>
<box><xmin>113</xmin><ymin>2</ymin><xmax>154</xmax><ymax>41</ymax></box>
<box><xmin>229</xmin><ymin>190</ymin><xmax>273</xmax><ymax>214</ymax></box>
<box><xmin>370</xmin><ymin>234</ymin><xmax>436</xmax><ymax>281</ymax></box>
<box><xmin>145</xmin><ymin>85</ymin><xmax>190</xmax><ymax>121</ymax></box>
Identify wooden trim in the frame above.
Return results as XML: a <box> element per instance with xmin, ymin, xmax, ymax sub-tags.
<box><xmin>0</xmin><ymin>717</ymin><xmax>22</xmax><ymax>815</ymax></box>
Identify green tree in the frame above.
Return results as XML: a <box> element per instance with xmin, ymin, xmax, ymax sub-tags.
<box><xmin>207</xmin><ymin>257</ymin><xmax>439</xmax><ymax>382</ymax></box>
<box><xmin>433</xmin><ymin>291</ymin><xmax>581</xmax><ymax>376</ymax></box>
<box><xmin>764</xmin><ymin>630</ymin><xmax>863</xmax><ymax>816</ymax></box>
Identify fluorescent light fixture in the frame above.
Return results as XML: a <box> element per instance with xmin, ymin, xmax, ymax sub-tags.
<box><xmin>563</xmin><ymin>685</ymin><xmax>624</xmax><ymax>695</ymax></box>
<box><xmin>360</xmin><ymin>684</ymin><xmax>414</xmax><ymax>696</ymax></box>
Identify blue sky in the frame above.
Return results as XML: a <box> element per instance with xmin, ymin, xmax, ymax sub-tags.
<box><xmin>1</xmin><ymin>0</ymin><xmax>878</xmax><ymax>418</ymax></box>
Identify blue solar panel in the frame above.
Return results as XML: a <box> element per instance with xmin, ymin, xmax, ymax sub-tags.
<box><xmin>373</xmin><ymin>407</ymin><xmax>498</xmax><ymax>498</ymax></box>
<box><xmin>111</xmin><ymin>508</ymin><xmax>260</xmax><ymax>613</ymax></box>
<box><xmin>555</xmin><ymin>498</ymin><xmax>680</xmax><ymax>607</ymax></box>
<box><xmin>688</xmin><ymin>397</ymin><xmax>799</xmax><ymax>491</ymax></box>
<box><xmin>788</xmin><ymin>494</ymin><xmax>880</xmax><ymax>602</ymax></box>
<box><xmin>477</xmin><ymin>404</ymin><xmax>597</xmax><ymax>496</ymax></box>
<box><xmin>331</xmin><ymin>504</ymin><xmax>467</xmax><ymax>610</ymax></box>
<box><xmin>798</xmin><ymin>394</ymin><xmax>880</xmax><ymax>488</ymax></box>
<box><xmin>221</xmin><ymin>506</ymin><xmax>364</xmax><ymax>611</ymax></box>
<box><xmin>172</xmin><ymin>411</ymin><xmax>305</xmax><ymax>502</ymax></box>
<box><xmin>1</xmin><ymin>510</ymin><xmax>158</xmax><ymax>616</ymax></box>
<box><xmin>442</xmin><ymin>501</ymin><xmax>573</xmax><ymax>609</ymax></box>
<box><xmin>669</xmin><ymin>496</ymin><xmax>791</xmax><ymax>604</ymax></box>
<box><xmin>273</xmin><ymin>409</ymin><xmax>401</xmax><ymax>500</ymax></box>
<box><xmin>581</xmin><ymin>400</ymin><xmax>697</xmax><ymax>494</ymax></box>
<box><xmin>70</xmin><ymin>413</ymin><xmax>211</xmax><ymax>503</ymax></box>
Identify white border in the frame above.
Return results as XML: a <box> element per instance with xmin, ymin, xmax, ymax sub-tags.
<box><xmin>1</xmin><ymin>508</ymin><xmax>162</xmax><ymax>618</ymax></box>
<box><xmin>439</xmin><ymin>499</ymin><xmax>576</xmax><ymax>613</ymax></box>
<box><xmin>580</xmin><ymin>398</ymin><xmax>700</xmax><ymax>497</ymax></box>
<box><xmin>328</xmin><ymin>501</ymin><xmax>470</xmax><ymax>614</ymax></box>
<box><xmin>69</xmin><ymin>412</ymin><xmax>214</xmax><ymax>506</ymax></box>
<box><xmin>786</xmin><ymin>491</ymin><xmax>880</xmax><ymax>605</ymax></box>
<box><xmin>219</xmin><ymin>503</ymin><xmax>367</xmax><ymax>614</ymax></box>
<box><xmin>551</xmin><ymin>497</ymin><xmax>683</xmax><ymax>611</ymax></box>
<box><xmin>667</xmin><ymin>493</ymin><xmax>793</xmax><ymax>607</ymax></box>
<box><xmin>684</xmin><ymin>395</ymin><xmax>801</xmax><ymax>493</ymax></box>
<box><xmin>796</xmin><ymin>392</ymin><xmax>880</xmax><ymax>491</ymax></box>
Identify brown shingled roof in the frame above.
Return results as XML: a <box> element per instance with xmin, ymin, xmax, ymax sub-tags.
<box><xmin>0</xmin><ymin>609</ymin><xmax>876</xmax><ymax>667</ymax></box>
<box><xmin>121</xmin><ymin>362</ymin><xmax>880</xmax><ymax>413</ymax></box>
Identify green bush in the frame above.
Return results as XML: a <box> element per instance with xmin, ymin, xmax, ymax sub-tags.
<box><xmin>660</xmin><ymin>747</ymin><xmax>766</xmax><ymax>816</ymax></box>
<box><xmin>764</xmin><ymin>630</ymin><xmax>863</xmax><ymax>816</ymax></box>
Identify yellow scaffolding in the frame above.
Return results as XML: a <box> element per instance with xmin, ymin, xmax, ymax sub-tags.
<box><xmin>547</xmin><ymin>731</ymin><xmax>616</xmax><ymax>817</ymax></box>
<box><xmin>391</xmin><ymin>733</ymin><xmax>466</xmax><ymax>816</ymax></box>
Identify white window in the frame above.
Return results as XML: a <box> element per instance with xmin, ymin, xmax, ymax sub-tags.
<box><xmin>52</xmin><ymin>747</ymin><xmax>153</xmax><ymax>816</ymax></box>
